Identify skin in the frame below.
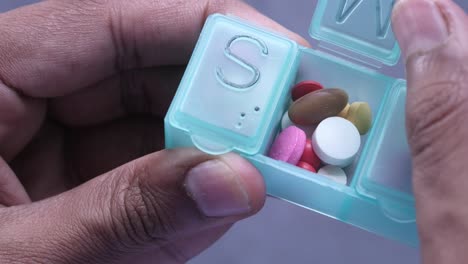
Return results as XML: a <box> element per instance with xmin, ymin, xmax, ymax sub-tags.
<box><xmin>0</xmin><ymin>0</ymin><xmax>308</xmax><ymax>263</ymax></box>
<box><xmin>392</xmin><ymin>0</ymin><xmax>468</xmax><ymax>263</ymax></box>
<box><xmin>0</xmin><ymin>0</ymin><xmax>466</xmax><ymax>263</ymax></box>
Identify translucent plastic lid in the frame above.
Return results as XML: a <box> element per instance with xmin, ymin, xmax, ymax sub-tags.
<box><xmin>309</xmin><ymin>1</ymin><xmax>414</xmax><ymax>222</ymax></box>
<box><xmin>168</xmin><ymin>15</ymin><xmax>300</xmax><ymax>155</ymax></box>
<box><xmin>310</xmin><ymin>0</ymin><xmax>400</xmax><ymax>66</ymax></box>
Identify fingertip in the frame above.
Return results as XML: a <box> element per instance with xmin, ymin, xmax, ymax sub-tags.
<box><xmin>183</xmin><ymin>151</ymin><xmax>265</xmax><ymax>218</ymax></box>
<box><xmin>392</xmin><ymin>0</ymin><xmax>449</xmax><ymax>60</ymax></box>
<box><xmin>392</xmin><ymin>0</ymin><xmax>468</xmax><ymax>61</ymax></box>
<box><xmin>219</xmin><ymin>153</ymin><xmax>266</xmax><ymax>214</ymax></box>
<box><xmin>217</xmin><ymin>0</ymin><xmax>311</xmax><ymax>48</ymax></box>
<box><xmin>433</xmin><ymin>0</ymin><xmax>468</xmax><ymax>37</ymax></box>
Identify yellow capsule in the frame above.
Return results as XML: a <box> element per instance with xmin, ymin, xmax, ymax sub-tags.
<box><xmin>346</xmin><ymin>102</ymin><xmax>372</xmax><ymax>135</ymax></box>
<box><xmin>338</xmin><ymin>103</ymin><xmax>350</xmax><ymax>118</ymax></box>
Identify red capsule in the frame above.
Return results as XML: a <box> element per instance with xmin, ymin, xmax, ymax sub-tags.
<box><xmin>297</xmin><ymin>161</ymin><xmax>317</xmax><ymax>173</ymax></box>
<box><xmin>300</xmin><ymin>139</ymin><xmax>321</xmax><ymax>170</ymax></box>
<box><xmin>291</xmin><ymin>80</ymin><xmax>324</xmax><ymax>101</ymax></box>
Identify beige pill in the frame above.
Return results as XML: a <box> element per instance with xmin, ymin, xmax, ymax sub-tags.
<box><xmin>288</xmin><ymin>88</ymin><xmax>349</xmax><ymax>126</ymax></box>
<box><xmin>346</xmin><ymin>102</ymin><xmax>372</xmax><ymax>135</ymax></box>
<box><xmin>338</xmin><ymin>103</ymin><xmax>350</xmax><ymax>118</ymax></box>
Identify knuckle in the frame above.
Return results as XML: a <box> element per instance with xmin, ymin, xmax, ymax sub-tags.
<box><xmin>108</xmin><ymin>163</ymin><xmax>178</xmax><ymax>247</ymax></box>
<box><xmin>107</xmin><ymin>2</ymin><xmax>142</xmax><ymax>72</ymax></box>
<box><xmin>407</xmin><ymin>80</ymin><xmax>467</xmax><ymax>159</ymax></box>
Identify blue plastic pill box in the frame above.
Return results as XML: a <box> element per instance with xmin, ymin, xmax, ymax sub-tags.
<box><xmin>165</xmin><ymin>0</ymin><xmax>416</xmax><ymax>246</ymax></box>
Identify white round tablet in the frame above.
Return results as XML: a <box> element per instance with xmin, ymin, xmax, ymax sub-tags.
<box><xmin>281</xmin><ymin>111</ymin><xmax>316</xmax><ymax>137</ymax></box>
<box><xmin>312</xmin><ymin>117</ymin><xmax>360</xmax><ymax>167</ymax></box>
<box><xmin>318</xmin><ymin>165</ymin><xmax>347</xmax><ymax>185</ymax></box>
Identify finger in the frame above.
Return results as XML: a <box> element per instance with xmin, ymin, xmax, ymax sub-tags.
<box><xmin>0</xmin><ymin>0</ymin><xmax>309</xmax><ymax>98</ymax></box>
<box><xmin>0</xmin><ymin>0</ymin><xmax>309</xmax><ymax>159</ymax></box>
<box><xmin>0</xmin><ymin>81</ymin><xmax>45</xmax><ymax>160</ymax></box>
<box><xmin>64</xmin><ymin>117</ymin><xmax>165</xmax><ymax>184</ymax></box>
<box><xmin>394</xmin><ymin>1</ymin><xmax>468</xmax><ymax>187</ymax></box>
<box><xmin>2</xmin><ymin>148</ymin><xmax>265</xmax><ymax>262</ymax></box>
<box><xmin>12</xmin><ymin>118</ymin><xmax>164</xmax><ymax>201</ymax></box>
<box><xmin>0</xmin><ymin>156</ymin><xmax>30</xmax><ymax>206</ymax></box>
<box><xmin>392</xmin><ymin>0</ymin><xmax>468</xmax><ymax>262</ymax></box>
<box><xmin>50</xmin><ymin>66</ymin><xmax>183</xmax><ymax>127</ymax></box>
<box><xmin>11</xmin><ymin>121</ymin><xmax>70</xmax><ymax>201</ymax></box>
<box><xmin>122</xmin><ymin>224</ymin><xmax>232</xmax><ymax>264</ymax></box>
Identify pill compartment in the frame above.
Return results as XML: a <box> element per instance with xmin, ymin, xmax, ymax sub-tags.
<box><xmin>165</xmin><ymin>0</ymin><xmax>418</xmax><ymax>247</ymax></box>
<box><xmin>361</xmin><ymin>86</ymin><xmax>412</xmax><ymax>196</ymax></box>
<box><xmin>258</xmin><ymin>46</ymin><xmax>416</xmax><ymax>241</ymax></box>
<box><xmin>291</xmin><ymin>49</ymin><xmax>392</xmax><ymax>183</ymax></box>
<box><xmin>357</xmin><ymin>83</ymin><xmax>415</xmax><ymax>221</ymax></box>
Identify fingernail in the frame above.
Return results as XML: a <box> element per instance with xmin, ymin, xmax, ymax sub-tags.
<box><xmin>185</xmin><ymin>159</ymin><xmax>251</xmax><ymax>217</ymax></box>
<box><xmin>393</xmin><ymin>0</ymin><xmax>449</xmax><ymax>59</ymax></box>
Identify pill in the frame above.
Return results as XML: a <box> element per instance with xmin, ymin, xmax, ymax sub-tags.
<box><xmin>346</xmin><ymin>102</ymin><xmax>372</xmax><ymax>135</ymax></box>
<box><xmin>268</xmin><ymin>126</ymin><xmax>306</xmax><ymax>165</ymax></box>
<box><xmin>318</xmin><ymin>165</ymin><xmax>347</xmax><ymax>185</ymax></box>
<box><xmin>291</xmin><ymin>80</ymin><xmax>324</xmax><ymax>101</ymax></box>
<box><xmin>338</xmin><ymin>103</ymin><xmax>350</xmax><ymax>118</ymax></box>
<box><xmin>300</xmin><ymin>139</ymin><xmax>321</xmax><ymax>170</ymax></box>
<box><xmin>281</xmin><ymin>110</ymin><xmax>294</xmax><ymax>130</ymax></box>
<box><xmin>281</xmin><ymin>111</ymin><xmax>316</xmax><ymax>137</ymax></box>
<box><xmin>297</xmin><ymin>161</ymin><xmax>317</xmax><ymax>173</ymax></box>
<box><xmin>312</xmin><ymin>117</ymin><xmax>360</xmax><ymax>167</ymax></box>
<box><xmin>288</xmin><ymin>88</ymin><xmax>348</xmax><ymax>126</ymax></box>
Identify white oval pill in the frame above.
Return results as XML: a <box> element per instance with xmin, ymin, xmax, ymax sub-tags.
<box><xmin>281</xmin><ymin>111</ymin><xmax>316</xmax><ymax>137</ymax></box>
<box><xmin>281</xmin><ymin>111</ymin><xmax>294</xmax><ymax>130</ymax></box>
<box><xmin>318</xmin><ymin>165</ymin><xmax>347</xmax><ymax>185</ymax></box>
<box><xmin>312</xmin><ymin>117</ymin><xmax>360</xmax><ymax>167</ymax></box>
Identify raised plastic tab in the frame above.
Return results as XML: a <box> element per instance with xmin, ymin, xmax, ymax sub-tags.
<box><xmin>167</xmin><ymin>15</ymin><xmax>299</xmax><ymax>155</ymax></box>
<box><xmin>310</xmin><ymin>0</ymin><xmax>400</xmax><ymax>66</ymax></box>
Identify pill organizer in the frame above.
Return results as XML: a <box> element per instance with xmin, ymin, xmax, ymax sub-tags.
<box><xmin>164</xmin><ymin>0</ymin><xmax>416</xmax><ymax>246</ymax></box>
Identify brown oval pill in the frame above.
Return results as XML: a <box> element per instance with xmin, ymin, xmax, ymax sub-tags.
<box><xmin>288</xmin><ymin>88</ymin><xmax>348</xmax><ymax>126</ymax></box>
<box><xmin>346</xmin><ymin>102</ymin><xmax>372</xmax><ymax>135</ymax></box>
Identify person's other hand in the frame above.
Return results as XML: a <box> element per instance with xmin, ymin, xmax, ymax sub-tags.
<box><xmin>392</xmin><ymin>0</ymin><xmax>468</xmax><ymax>262</ymax></box>
<box><xmin>0</xmin><ymin>1</ymin><xmax>308</xmax><ymax>263</ymax></box>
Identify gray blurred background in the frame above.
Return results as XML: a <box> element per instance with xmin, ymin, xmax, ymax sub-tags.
<box><xmin>1</xmin><ymin>1</ymin><xmax>467</xmax><ymax>264</ymax></box>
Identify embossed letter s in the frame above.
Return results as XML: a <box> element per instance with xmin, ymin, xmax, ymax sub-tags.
<box><xmin>216</xmin><ymin>35</ymin><xmax>268</xmax><ymax>90</ymax></box>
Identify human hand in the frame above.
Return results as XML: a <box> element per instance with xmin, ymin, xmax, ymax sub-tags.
<box><xmin>392</xmin><ymin>0</ymin><xmax>468</xmax><ymax>262</ymax></box>
<box><xmin>0</xmin><ymin>0</ymin><xmax>308</xmax><ymax>263</ymax></box>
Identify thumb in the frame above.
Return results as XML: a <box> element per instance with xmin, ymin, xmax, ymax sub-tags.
<box><xmin>392</xmin><ymin>0</ymin><xmax>468</xmax><ymax>262</ymax></box>
<box><xmin>393</xmin><ymin>0</ymin><xmax>468</xmax><ymax>159</ymax></box>
<box><xmin>1</xmin><ymin>148</ymin><xmax>265</xmax><ymax>263</ymax></box>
